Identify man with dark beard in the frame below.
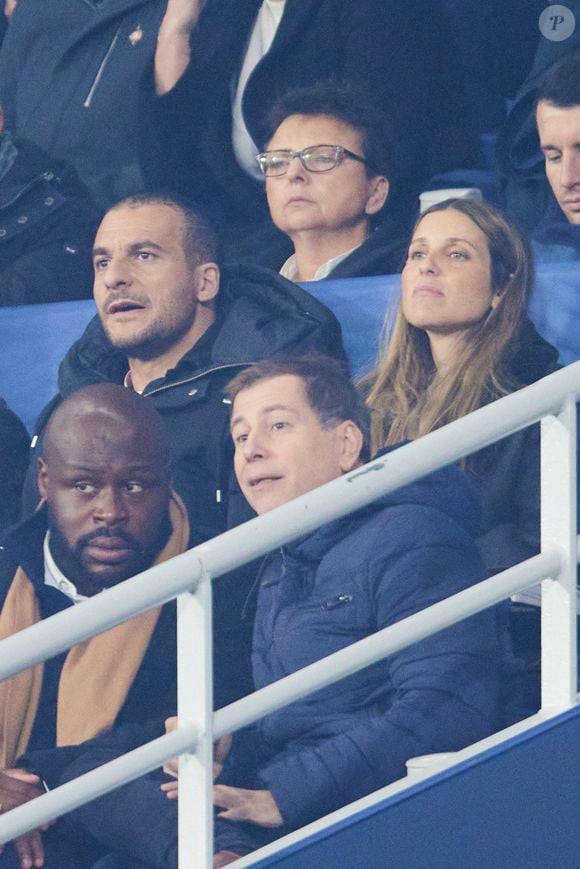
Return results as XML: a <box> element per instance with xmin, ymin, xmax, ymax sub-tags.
<box><xmin>0</xmin><ymin>383</ymin><xmax>191</xmax><ymax>869</ymax></box>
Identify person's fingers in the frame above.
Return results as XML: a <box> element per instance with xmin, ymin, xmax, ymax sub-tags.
<box><xmin>164</xmin><ymin>716</ymin><xmax>178</xmax><ymax>733</ymax></box>
<box><xmin>212</xmin><ymin>784</ymin><xmax>237</xmax><ymax>809</ymax></box>
<box><xmin>213</xmin><ymin>786</ymin><xmax>245</xmax><ymax>821</ymax></box>
<box><xmin>160</xmin><ymin>781</ymin><xmax>179</xmax><ymax>799</ymax></box>
<box><xmin>213</xmin><ymin>851</ymin><xmax>241</xmax><ymax>868</ymax></box>
<box><xmin>4</xmin><ymin>770</ymin><xmax>40</xmax><ymax>782</ymax></box>
<box><xmin>0</xmin><ymin>770</ymin><xmax>43</xmax><ymax>804</ymax></box>
<box><xmin>14</xmin><ymin>831</ymin><xmax>43</xmax><ymax>869</ymax></box>
<box><xmin>28</xmin><ymin>831</ymin><xmax>44</xmax><ymax>868</ymax></box>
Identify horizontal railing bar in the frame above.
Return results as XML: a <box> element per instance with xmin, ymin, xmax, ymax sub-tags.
<box><xmin>2</xmin><ymin>364</ymin><xmax>580</xmax><ymax>685</ymax></box>
<box><xmin>0</xmin><ymin>554</ymin><xmax>205</xmax><ymax>682</ymax></box>
<box><xmin>213</xmin><ymin>547</ymin><xmax>564</xmax><ymax>739</ymax></box>
<box><xmin>0</xmin><ymin>724</ymin><xmax>199</xmax><ymax>844</ymax></box>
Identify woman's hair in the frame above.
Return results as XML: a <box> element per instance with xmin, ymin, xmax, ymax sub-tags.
<box><xmin>363</xmin><ymin>198</ymin><xmax>534</xmax><ymax>452</ymax></box>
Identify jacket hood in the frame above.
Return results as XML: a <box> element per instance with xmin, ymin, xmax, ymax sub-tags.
<box><xmin>57</xmin><ymin>263</ymin><xmax>345</xmax><ymax>397</ymax></box>
<box><xmin>288</xmin><ymin>444</ymin><xmax>480</xmax><ymax>564</ymax></box>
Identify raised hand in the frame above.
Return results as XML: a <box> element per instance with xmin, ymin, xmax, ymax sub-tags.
<box><xmin>155</xmin><ymin>0</ymin><xmax>207</xmax><ymax>93</ymax></box>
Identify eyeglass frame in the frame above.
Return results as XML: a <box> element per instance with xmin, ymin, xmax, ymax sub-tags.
<box><xmin>255</xmin><ymin>144</ymin><xmax>379</xmax><ymax>177</ymax></box>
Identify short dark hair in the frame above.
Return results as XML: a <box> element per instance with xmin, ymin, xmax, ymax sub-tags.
<box><xmin>536</xmin><ymin>50</ymin><xmax>580</xmax><ymax>109</ymax></box>
<box><xmin>226</xmin><ymin>354</ymin><xmax>370</xmax><ymax>462</ymax></box>
<box><xmin>264</xmin><ymin>81</ymin><xmax>396</xmax><ymax>180</ymax></box>
<box><xmin>109</xmin><ymin>192</ymin><xmax>220</xmax><ymax>268</ymax></box>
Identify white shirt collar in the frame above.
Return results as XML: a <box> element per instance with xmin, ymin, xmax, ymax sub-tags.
<box><xmin>279</xmin><ymin>243</ymin><xmax>361</xmax><ymax>282</ymax></box>
<box><xmin>44</xmin><ymin>532</ymin><xmax>89</xmax><ymax>604</ymax></box>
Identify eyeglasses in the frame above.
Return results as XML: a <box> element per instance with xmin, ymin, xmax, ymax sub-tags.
<box><xmin>256</xmin><ymin>144</ymin><xmax>373</xmax><ymax>177</ymax></box>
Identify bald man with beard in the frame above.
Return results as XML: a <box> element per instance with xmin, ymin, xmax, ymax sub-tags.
<box><xmin>0</xmin><ymin>384</ymin><xmax>191</xmax><ymax>869</ymax></box>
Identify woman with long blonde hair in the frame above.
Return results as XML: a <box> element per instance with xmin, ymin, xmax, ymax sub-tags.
<box><xmin>364</xmin><ymin>198</ymin><xmax>559</xmax><ymax>577</ymax></box>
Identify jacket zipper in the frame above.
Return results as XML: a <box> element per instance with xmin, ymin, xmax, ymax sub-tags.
<box><xmin>143</xmin><ymin>361</ymin><xmax>258</xmax><ymax>399</ymax></box>
<box><xmin>84</xmin><ymin>27</ymin><xmax>121</xmax><ymax>108</ymax></box>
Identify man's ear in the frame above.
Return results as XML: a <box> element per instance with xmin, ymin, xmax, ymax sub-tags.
<box><xmin>37</xmin><ymin>458</ymin><xmax>49</xmax><ymax>500</ymax></box>
<box><xmin>195</xmin><ymin>262</ymin><xmax>220</xmax><ymax>303</ymax></box>
<box><xmin>337</xmin><ymin>420</ymin><xmax>364</xmax><ymax>473</ymax></box>
<box><xmin>365</xmin><ymin>176</ymin><xmax>389</xmax><ymax>216</ymax></box>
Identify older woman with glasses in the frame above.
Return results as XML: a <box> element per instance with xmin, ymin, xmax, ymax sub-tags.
<box><xmin>144</xmin><ymin>0</ymin><xmax>476</xmax><ymax>246</ymax></box>
<box><xmin>247</xmin><ymin>82</ymin><xmax>411</xmax><ymax>281</ymax></box>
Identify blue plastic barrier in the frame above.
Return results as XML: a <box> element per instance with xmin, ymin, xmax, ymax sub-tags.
<box><xmin>0</xmin><ymin>265</ymin><xmax>579</xmax><ymax>433</ymax></box>
<box><xmin>253</xmin><ymin>706</ymin><xmax>580</xmax><ymax>868</ymax></box>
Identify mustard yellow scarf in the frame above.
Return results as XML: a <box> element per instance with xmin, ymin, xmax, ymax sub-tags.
<box><xmin>0</xmin><ymin>492</ymin><xmax>189</xmax><ymax>767</ymax></box>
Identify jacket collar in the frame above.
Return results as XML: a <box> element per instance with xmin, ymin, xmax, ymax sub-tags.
<box><xmin>0</xmin><ymin>508</ymin><xmax>47</xmax><ymax>586</ymax></box>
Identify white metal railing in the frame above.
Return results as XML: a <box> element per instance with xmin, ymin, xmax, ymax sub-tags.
<box><xmin>0</xmin><ymin>362</ymin><xmax>578</xmax><ymax>868</ymax></box>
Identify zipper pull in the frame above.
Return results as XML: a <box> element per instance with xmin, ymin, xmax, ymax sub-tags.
<box><xmin>321</xmin><ymin>593</ymin><xmax>353</xmax><ymax>611</ymax></box>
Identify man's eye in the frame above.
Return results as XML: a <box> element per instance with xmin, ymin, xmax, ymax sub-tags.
<box><xmin>408</xmin><ymin>250</ymin><xmax>425</xmax><ymax>260</ymax></box>
<box><xmin>449</xmin><ymin>250</ymin><xmax>468</xmax><ymax>260</ymax></box>
<box><xmin>136</xmin><ymin>251</ymin><xmax>155</xmax><ymax>261</ymax></box>
<box><xmin>125</xmin><ymin>481</ymin><xmax>145</xmax><ymax>493</ymax></box>
<box><xmin>74</xmin><ymin>482</ymin><xmax>96</xmax><ymax>493</ymax></box>
<box><xmin>272</xmin><ymin>421</ymin><xmax>288</xmax><ymax>431</ymax></box>
<box><xmin>234</xmin><ymin>433</ymin><xmax>248</xmax><ymax>445</ymax></box>
<box><xmin>545</xmin><ymin>152</ymin><xmax>561</xmax><ymax>164</ymax></box>
<box><xmin>94</xmin><ymin>258</ymin><xmax>109</xmax><ymax>270</ymax></box>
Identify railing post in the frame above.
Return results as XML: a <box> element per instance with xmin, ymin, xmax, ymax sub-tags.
<box><xmin>177</xmin><ymin>572</ymin><xmax>214</xmax><ymax>869</ymax></box>
<box><xmin>541</xmin><ymin>398</ymin><xmax>577</xmax><ymax>709</ymax></box>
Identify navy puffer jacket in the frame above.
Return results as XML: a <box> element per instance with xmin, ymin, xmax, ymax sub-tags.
<box><xmin>235</xmin><ymin>458</ymin><xmax>504</xmax><ymax>836</ymax></box>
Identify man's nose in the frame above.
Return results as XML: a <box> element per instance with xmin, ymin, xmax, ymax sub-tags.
<box><xmin>94</xmin><ymin>487</ymin><xmax>129</xmax><ymax>525</ymax></box>
<box><xmin>102</xmin><ymin>259</ymin><xmax>131</xmax><ymax>289</ymax></box>
<box><xmin>560</xmin><ymin>152</ymin><xmax>580</xmax><ymax>189</ymax></box>
<box><xmin>242</xmin><ymin>431</ymin><xmax>267</xmax><ymax>461</ymax></box>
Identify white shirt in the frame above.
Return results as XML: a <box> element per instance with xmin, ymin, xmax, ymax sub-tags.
<box><xmin>44</xmin><ymin>532</ymin><xmax>89</xmax><ymax>604</ymax></box>
<box><xmin>232</xmin><ymin>0</ymin><xmax>286</xmax><ymax>180</ymax></box>
<box><xmin>280</xmin><ymin>244</ymin><xmax>362</xmax><ymax>282</ymax></box>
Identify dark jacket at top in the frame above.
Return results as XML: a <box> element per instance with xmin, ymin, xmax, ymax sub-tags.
<box><xmin>0</xmin><ymin>135</ymin><xmax>101</xmax><ymax>306</ymax></box>
<box><xmin>0</xmin><ymin>398</ymin><xmax>29</xmax><ymax>532</ymax></box>
<box><xmin>0</xmin><ymin>507</ymin><xmax>179</xmax><ymax>789</ymax></box>
<box><xmin>467</xmin><ymin>317</ymin><xmax>560</xmax><ymax>577</ymax></box>
<box><xmin>142</xmin><ymin>0</ymin><xmax>477</xmax><ymax>237</ymax></box>
<box><xmin>0</xmin><ymin>0</ymin><xmax>166</xmax><ymax>206</ymax></box>
<box><xmin>214</xmin><ymin>457</ymin><xmax>504</xmax><ymax>854</ymax></box>
<box><xmin>230</xmin><ymin>211</ymin><xmax>409</xmax><ymax>279</ymax></box>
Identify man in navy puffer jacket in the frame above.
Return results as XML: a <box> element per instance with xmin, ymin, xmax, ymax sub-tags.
<box><xmin>210</xmin><ymin>356</ymin><xmax>505</xmax><ymax>859</ymax></box>
<box><xmin>53</xmin><ymin>355</ymin><xmax>505</xmax><ymax>868</ymax></box>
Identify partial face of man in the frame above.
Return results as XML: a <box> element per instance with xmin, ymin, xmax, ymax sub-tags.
<box><xmin>93</xmin><ymin>203</ymin><xmax>203</xmax><ymax>359</ymax></box>
<box><xmin>38</xmin><ymin>413</ymin><xmax>171</xmax><ymax>596</ymax></box>
<box><xmin>536</xmin><ymin>100</ymin><xmax>580</xmax><ymax>224</ymax></box>
<box><xmin>231</xmin><ymin>374</ymin><xmax>360</xmax><ymax>514</ymax></box>
<box><xmin>265</xmin><ymin>114</ymin><xmax>388</xmax><ymax>240</ymax></box>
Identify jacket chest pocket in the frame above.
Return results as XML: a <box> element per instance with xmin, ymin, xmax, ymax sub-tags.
<box><xmin>273</xmin><ymin>590</ymin><xmax>370</xmax><ymax>671</ymax></box>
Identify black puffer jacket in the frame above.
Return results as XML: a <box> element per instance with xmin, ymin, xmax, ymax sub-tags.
<box><xmin>27</xmin><ymin>264</ymin><xmax>345</xmax><ymax>537</ymax></box>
